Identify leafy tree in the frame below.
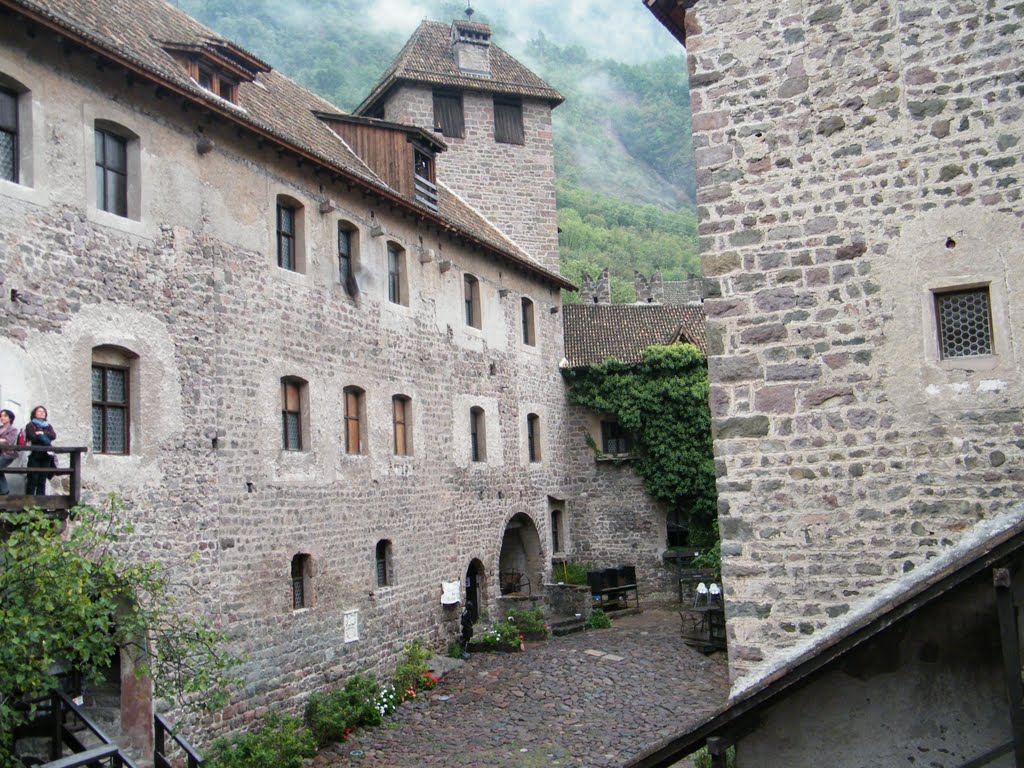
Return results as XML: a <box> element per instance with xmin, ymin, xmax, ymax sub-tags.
<box><xmin>562</xmin><ymin>344</ymin><xmax>718</xmax><ymax>548</ymax></box>
<box><xmin>0</xmin><ymin>496</ymin><xmax>241</xmax><ymax>758</ymax></box>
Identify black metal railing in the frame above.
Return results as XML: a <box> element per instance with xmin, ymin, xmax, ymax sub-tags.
<box><xmin>155</xmin><ymin>712</ymin><xmax>204</xmax><ymax>768</ymax></box>
<box><xmin>0</xmin><ymin>445</ymin><xmax>88</xmax><ymax>514</ymax></box>
<box><xmin>38</xmin><ymin>690</ymin><xmax>137</xmax><ymax>768</ymax></box>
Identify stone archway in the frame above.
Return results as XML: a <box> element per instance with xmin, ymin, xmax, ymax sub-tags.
<box><xmin>498</xmin><ymin>513</ymin><xmax>543</xmax><ymax>596</ymax></box>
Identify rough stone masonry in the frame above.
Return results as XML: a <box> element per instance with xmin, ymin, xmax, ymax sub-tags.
<box><xmin>685</xmin><ymin>0</ymin><xmax>1024</xmax><ymax>689</ymax></box>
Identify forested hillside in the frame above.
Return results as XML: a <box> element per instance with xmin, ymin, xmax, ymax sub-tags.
<box><xmin>178</xmin><ymin>0</ymin><xmax>697</xmax><ymax>300</ymax></box>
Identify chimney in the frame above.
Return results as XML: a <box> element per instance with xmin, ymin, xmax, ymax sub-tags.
<box><xmin>451</xmin><ymin>19</ymin><xmax>491</xmax><ymax>77</ymax></box>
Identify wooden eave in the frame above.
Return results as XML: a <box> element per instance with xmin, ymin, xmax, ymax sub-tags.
<box><xmin>626</xmin><ymin>517</ymin><xmax>1024</xmax><ymax>767</ymax></box>
<box><xmin>0</xmin><ymin>0</ymin><xmax>574</xmax><ymax>293</ymax></box>
<box><xmin>157</xmin><ymin>40</ymin><xmax>262</xmax><ymax>83</ymax></box>
<box><xmin>643</xmin><ymin>0</ymin><xmax>692</xmax><ymax>47</ymax></box>
<box><xmin>313</xmin><ymin>110</ymin><xmax>447</xmax><ymax>154</ymax></box>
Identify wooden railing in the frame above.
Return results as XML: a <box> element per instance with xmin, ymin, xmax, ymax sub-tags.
<box><xmin>155</xmin><ymin>712</ymin><xmax>204</xmax><ymax>768</ymax></box>
<box><xmin>414</xmin><ymin>173</ymin><xmax>439</xmax><ymax>211</ymax></box>
<box><xmin>0</xmin><ymin>445</ymin><xmax>88</xmax><ymax>514</ymax></box>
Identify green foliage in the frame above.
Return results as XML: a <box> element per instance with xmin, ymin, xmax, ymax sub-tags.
<box><xmin>206</xmin><ymin>714</ymin><xmax>316</xmax><ymax>768</ymax></box>
<box><xmin>305</xmin><ymin>673</ymin><xmax>385</xmax><ymax>746</ymax></box>
<box><xmin>478</xmin><ymin>618</ymin><xmax>523</xmax><ymax>649</ymax></box>
<box><xmin>505</xmin><ymin>608</ymin><xmax>549</xmax><ymax>639</ymax></box>
<box><xmin>586</xmin><ymin>608</ymin><xmax>612</xmax><ymax>630</ymax></box>
<box><xmin>392</xmin><ymin>640</ymin><xmax>436</xmax><ymax>697</ymax></box>
<box><xmin>447</xmin><ymin>640</ymin><xmax>464</xmax><ymax>659</ymax></box>
<box><xmin>691</xmin><ymin>520</ymin><xmax>723</xmax><ymax>580</ymax></box>
<box><xmin>562</xmin><ymin>344</ymin><xmax>718</xmax><ymax>547</ymax></box>
<box><xmin>552</xmin><ymin>561</ymin><xmax>592</xmax><ymax>586</ymax></box>
<box><xmin>0</xmin><ymin>498</ymin><xmax>241</xmax><ymax>752</ymax></box>
<box><xmin>693</xmin><ymin>744</ymin><xmax>737</xmax><ymax>768</ymax></box>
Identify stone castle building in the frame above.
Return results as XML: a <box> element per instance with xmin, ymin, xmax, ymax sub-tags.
<box><xmin>0</xmin><ymin>0</ymin><xmax>701</xmax><ymax>755</ymax></box>
<box><xmin>639</xmin><ymin>1</ymin><xmax>1024</xmax><ymax>766</ymax></box>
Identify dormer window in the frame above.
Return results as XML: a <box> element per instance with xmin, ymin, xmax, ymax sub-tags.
<box><xmin>161</xmin><ymin>38</ymin><xmax>270</xmax><ymax>106</ymax></box>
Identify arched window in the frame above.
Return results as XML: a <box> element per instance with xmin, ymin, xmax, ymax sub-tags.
<box><xmin>464</xmin><ymin>273</ymin><xmax>481</xmax><ymax>329</ymax></box>
<box><xmin>521</xmin><ymin>297</ymin><xmax>536</xmax><ymax>346</ymax></box>
<box><xmin>281</xmin><ymin>376</ymin><xmax>308</xmax><ymax>451</ymax></box>
<box><xmin>344</xmin><ymin>386</ymin><xmax>365</xmax><ymax>454</ymax></box>
<box><xmin>470</xmin><ymin>406</ymin><xmax>486</xmax><ymax>462</ymax></box>
<box><xmin>375</xmin><ymin>539</ymin><xmax>393</xmax><ymax>587</ymax></box>
<box><xmin>392</xmin><ymin>395</ymin><xmax>411</xmax><ymax>456</ymax></box>
<box><xmin>291</xmin><ymin>553</ymin><xmax>312</xmax><ymax>609</ymax></box>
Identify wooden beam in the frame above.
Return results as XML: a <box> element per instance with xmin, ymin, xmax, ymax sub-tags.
<box><xmin>994</xmin><ymin>567</ymin><xmax>1024</xmax><ymax>767</ymax></box>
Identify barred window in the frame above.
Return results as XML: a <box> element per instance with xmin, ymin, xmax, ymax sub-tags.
<box><xmin>375</xmin><ymin>539</ymin><xmax>392</xmax><ymax>587</ymax></box>
<box><xmin>92</xmin><ymin>363</ymin><xmax>129</xmax><ymax>454</ymax></box>
<box><xmin>935</xmin><ymin>287</ymin><xmax>994</xmax><ymax>359</ymax></box>
<box><xmin>291</xmin><ymin>554</ymin><xmax>312</xmax><ymax>610</ymax></box>
<box><xmin>281</xmin><ymin>377</ymin><xmax>305</xmax><ymax>451</ymax></box>
<box><xmin>601</xmin><ymin>420</ymin><xmax>631</xmax><ymax>455</ymax></box>
<box><xmin>0</xmin><ymin>87</ymin><xmax>18</xmax><ymax>182</ymax></box>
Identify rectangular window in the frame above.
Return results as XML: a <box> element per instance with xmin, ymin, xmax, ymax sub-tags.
<box><xmin>601</xmin><ymin>420</ymin><xmax>631</xmax><ymax>455</ymax></box>
<box><xmin>388</xmin><ymin>243</ymin><xmax>405</xmax><ymax>305</ymax></box>
<box><xmin>95</xmin><ymin>128</ymin><xmax>128</xmax><ymax>216</ymax></box>
<box><xmin>91</xmin><ymin>364</ymin><xmax>129</xmax><ymax>454</ymax></box>
<box><xmin>277</xmin><ymin>203</ymin><xmax>296</xmax><ymax>271</ymax></box>
<box><xmin>432</xmin><ymin>90</ymin><xmax>465</xmax><ymax>138</ymax></box>
<box><xmin>935</xmin><ymin>287</ymin><xmax>994</xmax><ymax>359</ymax></box>
<box><xmin>464</xmin><ymin>274</ymin><xmax>480</xmax><ymax>328</ymax></box>
<box><xmin>282</xmin><ymin>379</ymin><xmax>302</xmax><ymax>450</ymax></box>
<box><xmin>0</xmin><ymin>87</ymin><xmax>17</xmax><ymax>183</ymax></box>
<box><xmin>338</xmin><ymin>225</ymin><xmax>353</xmax><ymax>294</ymax></box>
<box><xmin>291</xmin><ymin>554</ymin><xmax>310</xmax><ymax>609</ymax></box>
<box><xmin>393</xmin><ymin>396</ymin><xmax>409</xmax><ymax>456</ymax></box>
<box><xmin>470</xmin><ymin>407</ymin><xmax>486</xmax><ymax>462</ymax></box>
<box><xmin>494</xmin><ymin>97</ymin><xmax>524</xmax><ymax>145</ymax></box>
<box><xmin>521</xmin><ymin>298</ymin><xmax>536</xmax><ymax>346</ymax></box>
<box><xmin>667</xmin><ymin>509</ymin><xmax>687</xmax><ymax>549</ymax></box>
<box><xmin>527</xmin><ymin>413</ymin><xmax>541</xmax><ymax>462</ymax></box>
<box><xmin>345</xmin><ymin>387</ymin><xmax>363</xmax><ymax>454</ymax></box>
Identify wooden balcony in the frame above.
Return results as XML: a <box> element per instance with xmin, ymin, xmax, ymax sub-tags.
<box><xmin>0</xmin><ymin>446</ymin><xmax>88</xmax><ymax>516</ymax></box>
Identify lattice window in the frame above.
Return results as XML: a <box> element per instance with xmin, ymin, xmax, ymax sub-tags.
<box><xmin>936</xmin><ymin>287</ymin><xmax>993</xmax><ymax>359</ymax></box>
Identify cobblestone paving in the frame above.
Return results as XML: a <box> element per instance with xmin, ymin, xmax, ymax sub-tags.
<box><xmin>317</xmin><ymin>607</ymin><xmax>729</xmax><ymax>768</ymax></box>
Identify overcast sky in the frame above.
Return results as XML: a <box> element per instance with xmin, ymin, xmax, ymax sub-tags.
<box><xmin>363</xmin><ymin>0</ymin><xmax>683</xmax><ymax>64</ymax></box>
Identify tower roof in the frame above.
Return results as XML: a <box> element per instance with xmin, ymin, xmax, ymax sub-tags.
<box><xmin>355</xmin><ymin>20</ymin><xmax>563</xmax><ymax>117</ymax></box>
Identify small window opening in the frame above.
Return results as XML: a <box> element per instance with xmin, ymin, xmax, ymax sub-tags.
<box><xmin>470</xmin><ymin>406</ymin><xmax>486</xmax><ymax>462</ymax></box>
<box><xmin>375</xmin><ymin>539</ymin><xmax>393</xmax><ymax>587</ymax></box>
<box><xmin>291</xmin><ymin>554</ymin><xmax>312</xmax><ymax>609</ymax></box>
<box><xmin>935</xmin><ymin>287</ymin><xmax>994</xmax><ymax>359</ymax></box>
<box><xmin>527</xmin><ymin>413</ymin><xmax>541</xmax><ymax>462</ymax></box>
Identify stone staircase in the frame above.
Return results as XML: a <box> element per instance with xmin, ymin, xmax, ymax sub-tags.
<box><xmin>549</xmin><ymin>614</ymin><xmax>587</xmax><ymax>636</ymax></box>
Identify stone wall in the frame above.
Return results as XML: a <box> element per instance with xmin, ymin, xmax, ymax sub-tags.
<box><xmin>383</xmin><ymin>85</ymin><xmax>560</xmax><ymax>275</ymax></box>
<box><xmin>686</xmin><ymin>0</ymin><xmax>1024</xmax><ymax>688</ymax></box>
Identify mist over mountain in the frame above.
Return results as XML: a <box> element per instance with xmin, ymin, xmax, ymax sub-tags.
<box><xmin>177</xmin><ymin>0</ymin><xmax>698</xmax><ymax>299</ymax></box>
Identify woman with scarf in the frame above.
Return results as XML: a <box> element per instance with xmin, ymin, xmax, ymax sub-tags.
<box><xmin>25</xmin><ymin>405</ymin><xmax>56</xmax><ymax>496</ymax></box>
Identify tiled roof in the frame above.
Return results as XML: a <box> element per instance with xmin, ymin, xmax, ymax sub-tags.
<box><xmin>355</xmin><ymin>20</ymin><xmax>564</xmax><ymax>116</ymax></box>
<box><xmin>562</xmin><ymin>304</ymin><xmax>707</xmax><ymax>368</ymax></box>
<box><xmin>1</xmin><ymin>0</ymin><xmax>573</xmax><ymax>290</ymax></box>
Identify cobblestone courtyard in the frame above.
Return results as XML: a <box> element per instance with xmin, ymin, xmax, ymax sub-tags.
<box><xmin>316</xmin><ymin>607</ymin><xmax>729</xmax><ymax>768</ymax></box>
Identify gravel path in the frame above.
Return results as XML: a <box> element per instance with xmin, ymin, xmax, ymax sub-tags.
<box><xmin>315</xmin><ymin>607</ymin><xmax>728</xmax><ymax>768</ymax></box>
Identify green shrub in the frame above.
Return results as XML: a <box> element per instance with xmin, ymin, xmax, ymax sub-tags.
<box><xmin>206</xmin><ymin>714</ymin><xmax>316</xmax><ymax>768</ymax></box>
<box><xmin>693</xmin><ymin>745</ymin><xmax>736</xmax><ymax>768</ymax></box>
<box><xmin>478</xmin><ymin>619</ymin><xmax>522</xmax><ymax>649</ymax></box>
<box><xmin>305</xmin><ymin>673</ymin><xmax>384</xmax><ymax>747</ymax></box>
<box><xmin>587</xmin><ymin>608</ymin><xmax>612</xmax><ymax>629</ymax></box>
<box><xmin>552</xmin><ymin>561</ymin><xmax>592</xmax><ymax>585</ymax></box>
<box><xmin>447</xmin><ymin>640</ymin><xmax>464</xmax><ymax>659</ymax></box>
<box><xmin>392</xmin><ymin>639</ymin><xmax>437</xmax><ymax>697</ymax></box>
<box><xmin>506</xmin><ymin>607</ymin><xmax>549</xmax><ymax>639</ymax></box>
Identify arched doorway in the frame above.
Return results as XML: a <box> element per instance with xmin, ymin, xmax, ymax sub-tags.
<box><xmin>464</xmin><ymin>558</ymin><xmax>485</xmax><ymax>623</ymax></box>
<box><xmin>498</xmin><ymin>513</ymin><xmax>543</xmax><ymax>596</ymax></box>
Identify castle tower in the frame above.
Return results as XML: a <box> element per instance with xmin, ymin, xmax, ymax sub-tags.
<box><xmin>355</xmin><ymin>18</ymin><xmax>564</xmax><ymax>274</ymax></box>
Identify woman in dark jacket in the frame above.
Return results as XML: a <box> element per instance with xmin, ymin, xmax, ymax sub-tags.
<box><xmin>25</xmin><ymin>405</ymin><xmax>56</xmax><ymax>496</ymax></box>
